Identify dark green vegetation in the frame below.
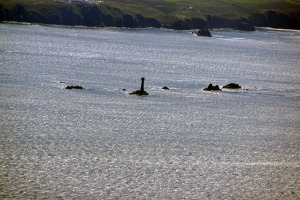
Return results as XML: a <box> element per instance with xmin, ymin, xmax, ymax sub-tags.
<box><xmin>1</xmin><ymin>0</ymin><xmax>300</xmax><ymax>30</ymax></box>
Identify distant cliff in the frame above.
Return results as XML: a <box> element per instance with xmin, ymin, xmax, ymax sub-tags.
<box><xmin>251</xmin><ymin>11</ymin><xmax>300</xmax><ymax>30</ymax></box>
<box><xmin>0</xmin><ymin>3</ymin><xmax>161</xmax><ymax>28</ymax></box>
<box><xmin>167</xmin><ymin>11</ymin><xmax>300</xmax><ymax>31</ymax></box>
<box><xmin>0</xmin><ymin>2</ymin><xmax>299</xmax><ymax>31</ymax></box>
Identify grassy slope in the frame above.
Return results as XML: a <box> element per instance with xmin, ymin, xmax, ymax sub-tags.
<box><xmin>105</xmin><ymin>0</ymin><xmax>300</xmax><ymax>16</ymax></box>
<box><xmin>107</xmin><ymin>0</ymin><xmax>300</xmax><ymax>25</ymax></box>
<box><xmin>1</xmin><ymin>0</ymin><xmax>300</xmax><ymax>24</ymax></box>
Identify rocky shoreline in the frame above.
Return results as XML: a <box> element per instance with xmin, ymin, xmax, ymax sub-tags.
<box><xmin>0</xmin><ymin>3</ymin><xmax>299</xmax><ymax>31</ymax></box>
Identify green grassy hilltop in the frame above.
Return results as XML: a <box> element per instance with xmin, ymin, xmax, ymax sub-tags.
<box><xmin>106</xmin><ymin>0</ymin><xmax>300</xmax><ymax>18</ymax></box>
<box><xmin>1</xmin><ymin>0</ymin><xmax>300</xmax><ymax>30</ymax></box>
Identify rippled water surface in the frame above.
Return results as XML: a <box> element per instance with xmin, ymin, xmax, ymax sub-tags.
<box><xmin>0</xmin><ymin>24</ymin><xmax>300</xmax><ymax>199</ymax></box>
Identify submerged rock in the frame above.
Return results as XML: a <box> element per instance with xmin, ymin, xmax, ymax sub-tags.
<box><xmin>65</xmin><ymin>86</ymin><xmax>83</xmax><ymax>90</ymax></box>
<box><xmin>223</xmin><ymin>83</ymin><xmax>241</xmax><ymax>89</ymax></box>
<box><xmin>203</xmin><ymin>84</ymin><xmax>221</xmax><ymax>91</ymax></box>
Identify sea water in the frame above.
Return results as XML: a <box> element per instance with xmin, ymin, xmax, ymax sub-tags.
<box><xmin>0</xmin><ymin>23</ymin><xmax>299</xmax><ymax>199</ymax></box>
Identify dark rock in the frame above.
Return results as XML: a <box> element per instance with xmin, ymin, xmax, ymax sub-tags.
<box><xmin>129</xmin><ymin>90</ymin><xmax>149</xmax><ymax>95</ymax></box>
<box><xmin>65</xmin><ymin>86</ymin><xmax>83</xmax><ymax>89</ymax></box>
<box><xmin>203</xmin><ymin>84</ymin><xmax>221</xmax><ymax>91</ymax></box>
<box><xmin>196</xmin><ymin>28</ymin><xmax>212</xmax><ymax>37</ymax></box>
<box><xmin>223</xmin><ymin>83</ymin><xmax>241</xmax><ymax>89</ymax></box>
<box><xmin>162</xmin><ymin>86</ymin><xmax>170</xmax><ymax>90</ymax></box>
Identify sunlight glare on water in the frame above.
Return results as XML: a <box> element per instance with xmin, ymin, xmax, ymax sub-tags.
<box><xmin>0</xmin><ymin>24</ymin><xmax>299</xmax><ymax>199</ymax></box>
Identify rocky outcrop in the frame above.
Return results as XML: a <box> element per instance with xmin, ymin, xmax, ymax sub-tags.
<box><xmin>196</xmin><ymin>28</ymin><xmax>212</xmax><ymax>37</ymax></box>
<box><xmin>162</xmin><ymin>86</ymin><xmax>170</xmax><ymax>90</ymax></box>
<box><xmin>251</xmin><ymin>10</ymin><xmax>300</xmax><ymax>30</ymax></box>
<box><xmin>65</xmin><ymin>86</ymin><xmax>84</xmax><ymax>89</ymax></box>
<box><xmin>129</xmin><ymin>90</ymin><xmax>149</xmax><ymax>95</ymax></box>
<box><xmin>203</xmin><ymin>84</ymin><xmax>221</xmax><ymax>91</ymax></box>
<box><xmin>223</xmin><ymin>83</ymin><xmax>241</xmax><ymax>89</ymax></box>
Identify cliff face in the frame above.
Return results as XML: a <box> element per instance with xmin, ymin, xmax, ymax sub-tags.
<box><xmin>169</xmin><ymin>18</ymin><xmax>208</xmax><ymax>30</ymax></box>
<box><xmin>0</xmin><ymin>3</ymin><xmax>161</xmax><ymax>28</ymax></box>
<box><xmin>169</xmin><ymin>11</ymin><xmax>300</xmax><ymax>31</ymax></box>
<box><xmin>206</xmin><ymin>16</ymin><xmax>255</xmax><ymax>31</ymax></box>
<box><xmin>168</xmin><ymin>16</ymin><xmax>256</xmax><ymax>31</ymax></box>
<box><xmin>0</xmin><ymin>3</ymin><xmax>299</xmax><ymax>31</ymax></box>
<box><xmin>251</xmin><ymin>11</ymin><xmax>300</xmax><ymax>30</ymax></box>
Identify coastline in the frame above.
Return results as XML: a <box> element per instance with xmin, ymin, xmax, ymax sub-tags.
<box><xmin>2</xmin><ymin>20</ymin><xmax>300</xmax><ymax>33</ymax></box>
<box><xmin>0</xmin><ymin>1</ymin><xmax>299</xmax><ymax>31</ymax></box>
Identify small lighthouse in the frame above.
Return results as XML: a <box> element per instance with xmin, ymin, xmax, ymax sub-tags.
<box><xmin>140</xmin><ymin>77</ymin><xmax>145</xmax><ymax>92</ymax></box>
<box><xmin>129</xmin><ymin>77</ymin><xmax>149</xmax><ymax>96</ymax></box>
